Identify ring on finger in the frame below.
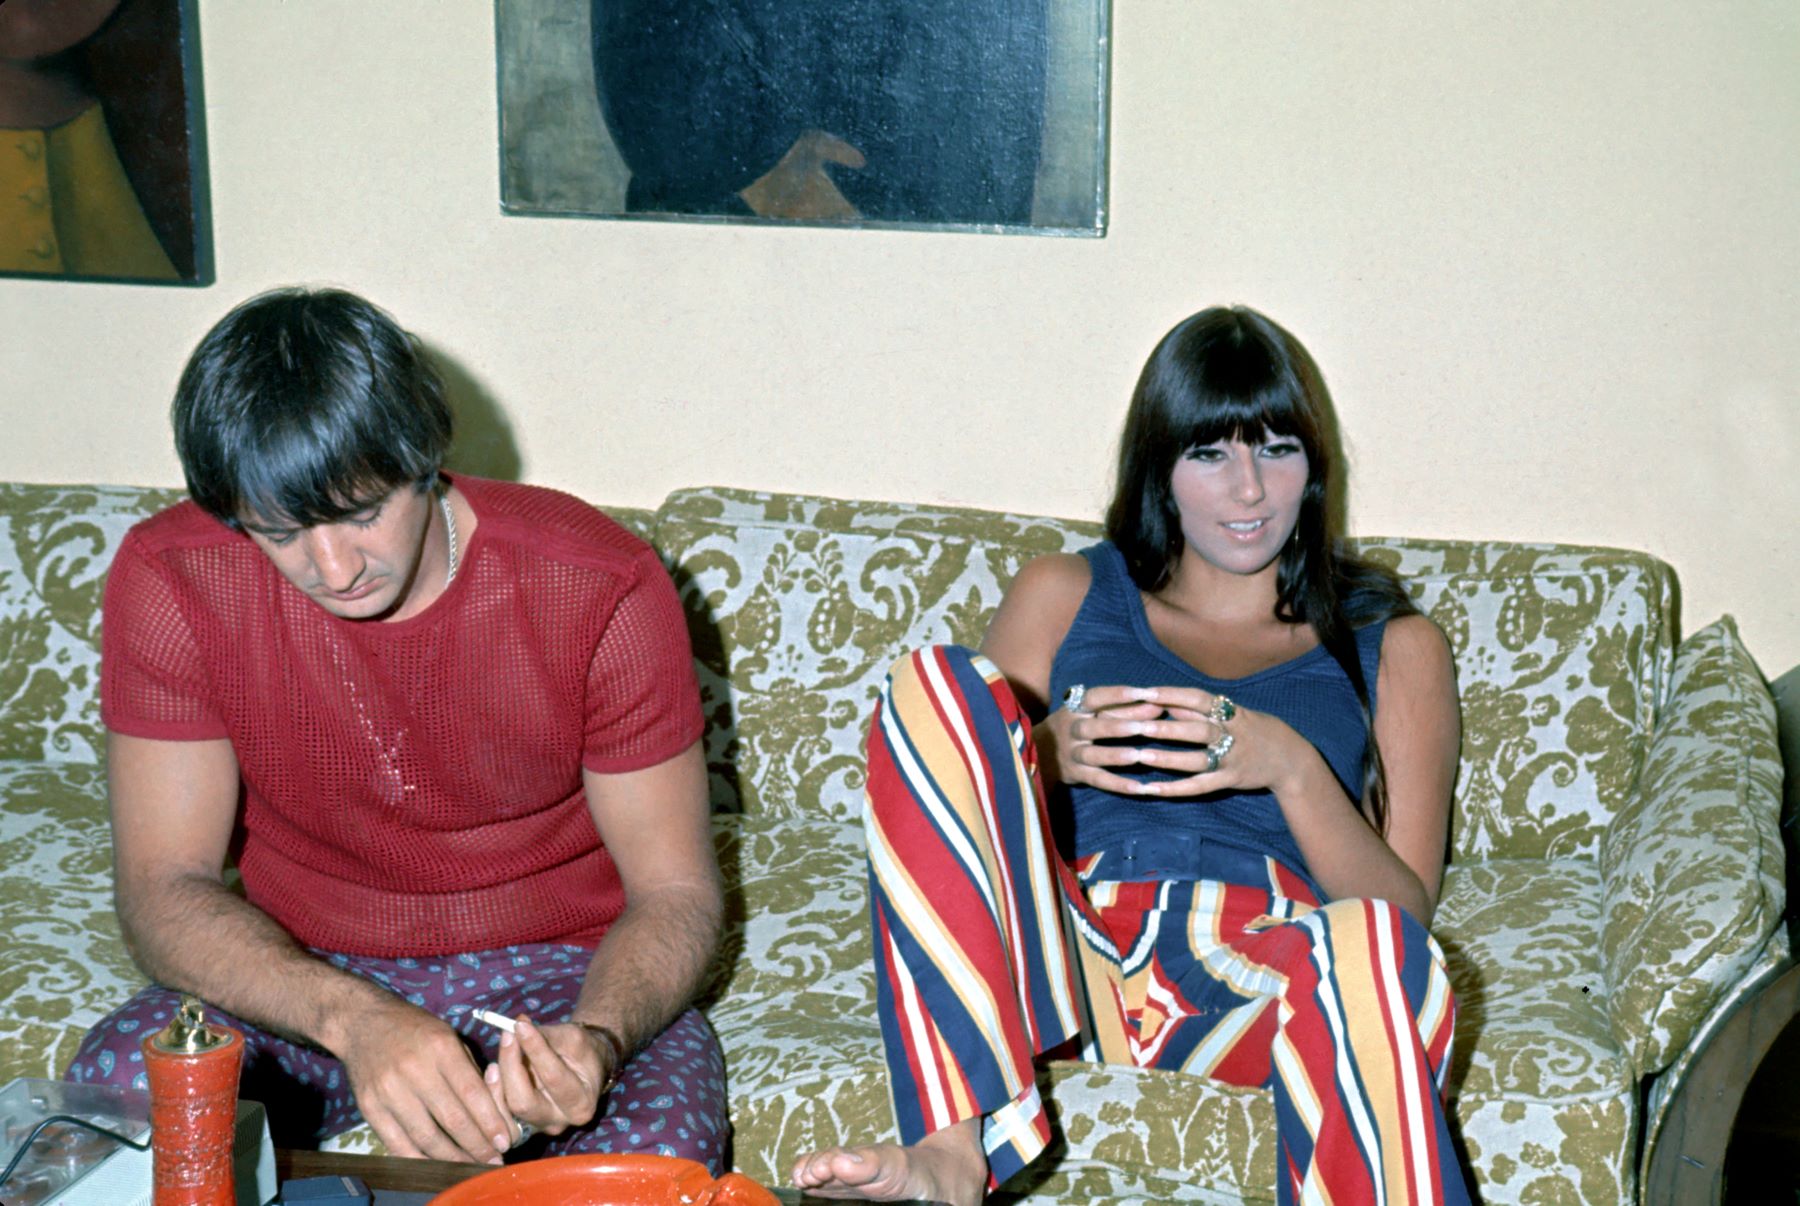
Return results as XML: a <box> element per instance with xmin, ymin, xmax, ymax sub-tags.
<box><xmin>1204</xmin><ymin>731</ymin><xmax>1236</xmax><ymax>773</ymax></box>
<box><xmin>1063</xmin><ymin>683</ymin><xmax>1088</xmax><ymax>714</ymax></box>
<box><xmin>1208</xmin><ymin>695</ymin><xmax>1237</xmax><ymax>724</ymax></box>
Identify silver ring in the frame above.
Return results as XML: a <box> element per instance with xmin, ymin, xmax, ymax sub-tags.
<box><xmin>1063</xmin><ymin>683</ymin><xmax>1088</xmax><ymax>713</ymax></box>
<box><xmin>1203</xmin><ymin>731</ymin><xmax>1235</xmax><ymax>773</ymax></box>
<box><xmin>1208</xmin><ymin>695</ymin><xmax>1237</xmax><ymax>724</ymax></box>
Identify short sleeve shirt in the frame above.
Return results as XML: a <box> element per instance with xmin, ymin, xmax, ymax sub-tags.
<box><xmin>100</xmin><ymin>476</ymin><xmax>704</xmax><ymax>956</ymax></box>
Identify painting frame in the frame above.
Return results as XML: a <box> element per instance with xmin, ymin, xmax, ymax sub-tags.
<box><xmin>496</xmin><ymin>0</ymin><xmax>1110</xmax><ymax>237</ymax></box>
<box><xmin>0</xmin><ymin>0</ymin><xmax>213</xmax><ymax>286</ymax></box>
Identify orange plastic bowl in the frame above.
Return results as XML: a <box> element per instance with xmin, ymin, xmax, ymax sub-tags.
<box><xmin>425</xmin><ymin>1153</ymin><xmax>781</xmax><ymax>1205</ymax></box>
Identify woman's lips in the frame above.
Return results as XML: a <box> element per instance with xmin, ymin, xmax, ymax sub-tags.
<box><xmin>1221</xmin><ymin>519</ymin><xmax>1269</xmax><ymax>539</ymax></box>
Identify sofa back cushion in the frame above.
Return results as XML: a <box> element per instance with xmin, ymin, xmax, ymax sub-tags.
<box><xmin>0</xmin><ymin>481</ymin><xmax>655</xmax><ymax>769</ymax></box>
<box><xmin>1600</xmin><ymin>616</ymin><xmax>1784</xmax><ymax>1076</ymax></box>
<box><xmin>4</xmin><ymin>477</ymin><xmax>1678</xmax><ymax>863</ymax></box>
<box><xmin>0</xmin><ymin>483</ymin><xmax>183</xmax><ymax>764</ymax></box>
<box><xmin>654</xmin><ymin>487</ymin><xmax>1100</xmax><ymax>822</ymax></box>
<box><xmin>1364</xmin><ymin>540</ymin><xmax>1676</xmax><ymax>860</ymax></box>
<box><xmin>657</xmin><ymin>487</ymin><xmax>1676</xmax><ymax>861</ymax></box>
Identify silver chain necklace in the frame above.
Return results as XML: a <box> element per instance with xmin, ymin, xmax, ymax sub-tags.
<box><xmin>440</xmin><ymin>492</ymin><xmax>459</xmax><ymax>585</ymax></box>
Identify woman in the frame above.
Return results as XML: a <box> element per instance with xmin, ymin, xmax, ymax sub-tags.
<box><xmin>793</xmin><ymin>306</ymin><xmax>1469</xmax><ymax>1205</ymax></box>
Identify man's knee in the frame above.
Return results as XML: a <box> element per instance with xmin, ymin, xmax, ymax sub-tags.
<box><xmin>65</xmin><ymin>1023</ymin><xmax>154</xmax><ymax>1091</ymax></box>
<box><xmin>564</xmin><ymin>1010</ymin><xmax>728</xmax><ymax>1171</ymax></box>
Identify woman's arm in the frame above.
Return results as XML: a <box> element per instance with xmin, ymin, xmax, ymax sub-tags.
<box><xmin>1130</xmin><ymin>615</ymin><xmax>1458</xmax><ymax>921</ymax></box>
<box><xmin>986</xmin><ymin>560</ymin><xmax>1460</xmax><ymax>921</ymax></box>
<box><xmin>1094</xmin><ymin>615</ymin><xmax>1458</xmax><ymax>923</ymax></box>
<box><xmin>1255</xmin><ymin>615</ymin><xmax>1458</xmax><ymax>921</ymax></box>
<box><xmin>981</xmin><ymin>553</ymin><xmax>1192</xmax><ymax>796</ymax></box>
<box><xmin>978</xmin><ymin>553</ymin><xmax>1091</xmax><ymax>717</ymax></box>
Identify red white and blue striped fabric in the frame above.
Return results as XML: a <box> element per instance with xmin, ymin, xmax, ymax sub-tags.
<box><xmin>863</xmin><ymin>645</ymin><xmax>1472</xmax><ymax>1203</ymax></box>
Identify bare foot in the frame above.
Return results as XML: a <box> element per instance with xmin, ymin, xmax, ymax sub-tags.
<box><xmin>791</xmin><ymin>1118</ymin><xmax>985</xmax><ymax>1205</ymax></box>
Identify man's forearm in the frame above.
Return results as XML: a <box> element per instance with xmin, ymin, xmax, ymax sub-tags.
<box><xmin>118</xmin><ymin>873</ymin><xmax>400</xmax><ymax>1053</ymax></box>
<box><xmin>569</xmin><ymin>881</ymin><xmax>722</xmax><ymax>1054</ymax></box>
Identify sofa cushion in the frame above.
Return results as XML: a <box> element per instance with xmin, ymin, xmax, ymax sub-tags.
<box><xmin>1599</xmin><ymin>615</ymin><xmax>1786</xmax><ymax>1075</ymax></box>
<box><xmin>0</xmin><ymin>760</ymin><xmax>145</xmax><ymax>1086</ymax></box>
<box><xmin>0</xmin><ymin>483</ymin><xmax>184</xmax><ymax>764</ymax></box>
<box><xmin>708</xmin><ymin>806</ymin><xmax>1634</xmax><ymax>1202</ymax></box>
<box><xmin>1359</xmin><ymin>540</ymin><xmax>1676</xmax><ymax>861</ymax></box>
<box><xmin>1432</xmin><ymin>857</ymin><xmax>1625</xmax><ymax>1096</ymax></box>
<box><xmin>655</xmin><ymin>488</ymin><xmax>1099</xmax><ymax>821</ymax></box>
<box><xmin>708</xmin><ymin>815</ymin><xmax>871</xmax><ymax>1003</ymax></box>
<box><xmin>657</xmin><ymin>488</ymin><xmax>1674</xmax><ymax>861</ymax></box>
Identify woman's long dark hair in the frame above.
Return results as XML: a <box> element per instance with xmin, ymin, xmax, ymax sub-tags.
<box><xmin>1103</xmin><ymin>306</ymin><xmax>1415</xmax><ymax>833</ymax></box>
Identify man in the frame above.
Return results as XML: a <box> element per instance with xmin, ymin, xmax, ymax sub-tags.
<box><xmin>66</xmin><ymin>287</ymin><xmax>726</xmax><ymax>1170</ymax></box>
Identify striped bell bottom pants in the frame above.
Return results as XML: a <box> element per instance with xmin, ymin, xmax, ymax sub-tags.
<box><xmin>866</xmin><ymin>645</ymin><xmax>1472</xmax><ymax>1205</ymax></box>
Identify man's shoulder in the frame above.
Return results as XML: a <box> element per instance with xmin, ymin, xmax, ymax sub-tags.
<box><xmin>122</xmin><ymin>498</ymin><xmax>240</xmax><ymax>558</ymax></box>
<box><xmin>461</xmin><ymin>477</ymin><xmax>657</xmax><ymax>576</ymax></box>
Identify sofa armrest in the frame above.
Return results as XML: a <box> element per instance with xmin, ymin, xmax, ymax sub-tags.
<box><xmin>1599</xmin><ymin>616</ymin><xmax>1785</xmax><ymax>1078</ymax></box>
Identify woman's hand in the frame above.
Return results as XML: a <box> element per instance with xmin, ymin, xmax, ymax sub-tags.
<box><xmin>1046</xmin><ymin>684</ymin><xmax>1314</xmax><ymax>799</ymax></box>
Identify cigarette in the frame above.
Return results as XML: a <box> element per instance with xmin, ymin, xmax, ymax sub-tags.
<box><xmin>472</xmin><ymin>1008</ymin><xmax>519</xmax><ymax>1033</ymax></box>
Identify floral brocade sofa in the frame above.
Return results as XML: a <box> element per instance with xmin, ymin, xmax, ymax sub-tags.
<box><xmin>0</xmin><ymin>480</ymin><xmax>1786</xmax><ymax>1205</ymax></box>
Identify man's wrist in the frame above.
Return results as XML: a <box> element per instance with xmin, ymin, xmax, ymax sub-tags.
<box><xmin>311</xmin><ymin>973</ymin><xmax>418</xmax><ymax>1055</ymax></box>
<box><xmin>576</xmin><ymin>1021</ymin><xmax>627</xmax><ymax>1094</ymax></box>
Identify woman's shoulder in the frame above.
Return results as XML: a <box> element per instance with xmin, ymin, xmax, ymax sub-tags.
<box><xmin>1376</xmin><ymin>613</ymin><xmax>1456</xmax><ymax>686</ymax></box>
<box><xmin>981</xmin><ymin>553</ymin><xmax>1098</xmax><ymax>709</ymax></box>
<box><xmin>993</xmin><ymin>552</ymin><xmax>1095</xmax><ymax>637</ymax></box>
<box><xmin>1007</xmin><ymin>550</ymin><xmax>1095</xmax><ymax>600</ymax></box>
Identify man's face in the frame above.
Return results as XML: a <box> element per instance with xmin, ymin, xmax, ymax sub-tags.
<box><xmin>239</xmin><ymin>483</ymin><xmax>438</xmax><ymax>621</ymax></box>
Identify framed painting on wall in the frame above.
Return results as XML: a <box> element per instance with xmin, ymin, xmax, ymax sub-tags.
<box><xmin>497</xmin><ymin>0</ymin><xmax>1109</xmax><ymax>236</ymax></box>
<box><xmin>0</xmin><ymin>0</ymin><xmax>211</xmax><ymax>285</ymax></box>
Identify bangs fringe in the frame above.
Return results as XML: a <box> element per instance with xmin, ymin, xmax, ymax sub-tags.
<box><xmin>1169</xmin><ymin>375</ymin><xmax>1310</xmax><ymax>453</ymax></box>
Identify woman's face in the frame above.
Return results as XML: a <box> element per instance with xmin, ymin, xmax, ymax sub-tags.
<box><xmin>1168</xmin><ymin>433</ymin><xmax>1309</xmax><ymax>578</ymax></box>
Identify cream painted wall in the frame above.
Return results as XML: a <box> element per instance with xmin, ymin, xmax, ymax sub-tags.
<box><xmin>3</xmin><ymin>2</ymin><xmax>1796</xmax><ymax>672</ymax></box>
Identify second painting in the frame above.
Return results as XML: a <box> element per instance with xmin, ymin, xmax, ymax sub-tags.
<box><xmin>498</xmin><ymin>0</ymin><xmax>1109</xmax><ymax>235</ymax></box>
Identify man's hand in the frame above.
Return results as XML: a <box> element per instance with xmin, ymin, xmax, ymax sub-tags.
<box><xmin>482</xmin><ymin>1017</ymin><xmax>616</xmax><ymax>1136</ymax></box>
<box><xmin>738</xmin><ymin>129</ymin><xmax>865</xmax><ymax>220</ymax></box>
<box><xmin>333</xmin><ymin>1000</ymin><xmax>515</xmax><ymax>1165</ymax></box>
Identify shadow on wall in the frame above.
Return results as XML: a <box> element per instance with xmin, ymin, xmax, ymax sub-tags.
<box><xmin>425</xmin><ymin>342</ymin><xmax>523</xmax><ymax>482</ymax></box>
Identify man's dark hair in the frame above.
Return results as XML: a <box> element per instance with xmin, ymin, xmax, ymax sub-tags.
<box><xmin>171</xmin><ymin>287</ymin><xmax>453</xmax><ymax>527</ymax></box>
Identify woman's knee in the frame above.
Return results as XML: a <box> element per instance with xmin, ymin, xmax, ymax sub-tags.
<box><xmin>1312</xmin><ymin>896</ymin><xmax>1430</xmax><ymax>939</ymax></box>
<box><xmin>882</xmin><ymin>645</ymin><xmax>1024</xmax><ymax>726</ymax></box>
<box><xmin>1308</xmin><ymin>898</ymin><xmax>1454</xmax><ymax>998</ymax></box>
<box><xmin>885</xmin><ymin>644</ymin><xmax>980</xmax><ymax>689</ymax></box>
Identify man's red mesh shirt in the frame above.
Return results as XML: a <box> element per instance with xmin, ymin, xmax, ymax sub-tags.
<box><xmin>100</xmin><ymin>476</ymin><xmax>704</xmax><ymax>956</ymax></box>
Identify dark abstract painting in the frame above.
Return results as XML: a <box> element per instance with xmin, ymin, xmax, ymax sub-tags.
<box><xmin>498</xmin><ymin>0</ymin><xmax>1108</xmax><ymax>234</ymax></box>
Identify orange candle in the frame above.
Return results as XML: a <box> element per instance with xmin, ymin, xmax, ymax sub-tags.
<box><xmin>141</xmin><ymin>997</ymin><xmax>244</xmax><ymax>1206</ymax></box>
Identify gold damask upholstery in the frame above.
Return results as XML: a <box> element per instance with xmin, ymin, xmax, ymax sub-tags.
<box><xmin>0</xmin><ymin>481</ymin><xmax>1784</xmax><ymax>1205</ymax></box>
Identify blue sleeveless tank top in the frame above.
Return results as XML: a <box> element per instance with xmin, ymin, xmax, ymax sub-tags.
<box><xmin>1047</xmin><ymin>542</ymin><xmax>1386</xmax><ymax>894</ymax></box>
